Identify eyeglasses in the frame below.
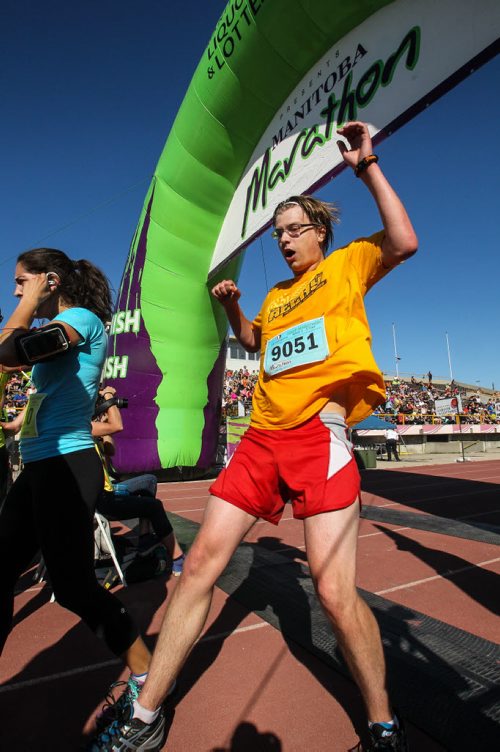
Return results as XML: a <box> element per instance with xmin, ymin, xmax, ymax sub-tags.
<box><xmin>271</xmin><ymin>223</ymin><xmax>321</xmax><ymax>240</ymax></box>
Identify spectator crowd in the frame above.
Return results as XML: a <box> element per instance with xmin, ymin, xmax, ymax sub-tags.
<box><xmin>222</xmin><ymin>368</ymin><xmax>258</xmax><ymax>416</ymax></box>
<box><xmin>375</xmin><ymin>375</ymin><xmax>500</xmax><ymax>425</ymax></box>
<box><xmin>3</xmin><ymin>370</ymin><xmax>499</xmax><ymax>428</ymax></box>
<box><xmin>0</xmin><ymin>372</ymin><xmax>34</xmax><ymax>421</ymax></box>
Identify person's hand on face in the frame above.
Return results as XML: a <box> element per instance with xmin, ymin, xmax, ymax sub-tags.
<box><xmin>20</xmin><ymin>274</ymin><xmax>54</xmax><ymax>306</ymax></box>
<box><xmin>14</xmin><ymin>265</ymin><xmax>60</xmax><ymax>317</ymax></box>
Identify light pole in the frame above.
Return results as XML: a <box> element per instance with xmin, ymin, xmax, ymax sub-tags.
<box><xmin>392</xmin><ymin>322</ymin><xmax>400</xmax><ymax>378</ymax></box>
<box><xmin>445</xmin><ymin>332</ymin><xmax>453</xmax><ymax>381</ymax></box>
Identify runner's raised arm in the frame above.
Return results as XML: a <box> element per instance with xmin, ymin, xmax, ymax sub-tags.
<box><xmin>337</xmin><ymin>121</ymin><xmax>418</xmax><ymax>267</ymax></box>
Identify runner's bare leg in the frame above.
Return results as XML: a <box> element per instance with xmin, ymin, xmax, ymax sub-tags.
<box><xmin>138</xmin><ymin>496</ymin><xmax>257</xmax><ymax>711</ymax></box>
<box><xmin>305</xmin><ymin>502</ymin><xmax>392</xmax><ymax>721</ymax></box>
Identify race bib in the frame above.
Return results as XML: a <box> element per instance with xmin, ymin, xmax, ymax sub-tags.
<box><xmin>264</xmin><ymin>317</ymin><xmax>329</xmax><ymax>376</ymax></box>
<box><xmin>20</xmin><ymin>393</ymin><xmax>47</xmax><ymax>439</ymax></box>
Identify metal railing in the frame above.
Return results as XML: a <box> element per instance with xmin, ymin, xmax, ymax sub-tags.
<box><xmin>376</xmin><ymin>412</ymin><xmax>499</xmax><ymax>425</ymax></box>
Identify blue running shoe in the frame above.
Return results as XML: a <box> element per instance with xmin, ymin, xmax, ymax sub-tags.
<box><xmin>87</xmin><ymin>707</ymin><xmax>165</xmax><ymax>751</ymax></box>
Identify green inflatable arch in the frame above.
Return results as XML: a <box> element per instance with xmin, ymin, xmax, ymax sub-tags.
<box><xmin>105</xmin><ymin>0</ymin><xmax>499</xmax><ymax>472</ymax></box>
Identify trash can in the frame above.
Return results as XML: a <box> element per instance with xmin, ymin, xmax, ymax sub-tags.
<box><xmin>354</xmin><ymin>447</ymin><xmax>377</xmax><ymax>469</ymax></box>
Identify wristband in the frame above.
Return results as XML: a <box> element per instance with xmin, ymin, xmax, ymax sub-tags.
<box><xmin>355</xmin><ymin>154</ymin><xmax>379</xmax><ymax>177</ymax></box>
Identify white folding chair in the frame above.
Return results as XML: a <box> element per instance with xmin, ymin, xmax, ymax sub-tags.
<box><xmin>94</xmin><ymin>512</ymin><xmax>126</xmax><ymax>586</ymax></box>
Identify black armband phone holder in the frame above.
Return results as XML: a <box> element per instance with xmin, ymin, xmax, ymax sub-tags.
<box><xmin>15</xmin><ymin>323</ymin><xmax>71</xmax><ymax>364</ymax></box>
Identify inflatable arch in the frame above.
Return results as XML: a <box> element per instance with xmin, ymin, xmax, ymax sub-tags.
<box><xmin>105</xmin><ymin>0</ymin><xmax>500</xmax><ymax>472</ymax></box>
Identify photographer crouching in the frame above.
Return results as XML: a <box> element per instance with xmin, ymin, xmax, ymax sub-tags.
<box><xmin>92</xmin><ymin>386</ymin><xmax>185</xmax><ymax>575</ymax></box>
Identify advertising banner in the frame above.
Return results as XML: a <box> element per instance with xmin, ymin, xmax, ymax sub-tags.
<box><xmin>210</xmin><ymin>0</ymin><xmax>500</xmax><ymax>274</ymax></box>
<box><xmin>434</xmin><ymin>396</ymin><xmax>463</xmax><ymax>418</ymax></box>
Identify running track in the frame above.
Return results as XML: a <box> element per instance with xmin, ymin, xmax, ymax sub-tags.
<box><xmin>1</xmin><ymin>459</ymin><xmax>499</xmax><ymax>750</ymax></box>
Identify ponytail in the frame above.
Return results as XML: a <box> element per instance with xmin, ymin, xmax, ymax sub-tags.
<box><xmin>72</xmin><ymin>259</ymin><xmax>113</xmax><ymax>322</ymax></box>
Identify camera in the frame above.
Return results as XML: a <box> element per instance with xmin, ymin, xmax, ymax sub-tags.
<box><xmin>94</xmin><ymin>394</ymin><xmax>129</xmax><ymax>418</ymax></box>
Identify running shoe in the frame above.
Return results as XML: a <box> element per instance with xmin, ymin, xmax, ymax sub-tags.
<box><xmin>95</xmin><ymin>676</ymin><xmax>177</xmax><ymax>731</ymax></box>
<box><xmin>171</xmin><ymin>553</ymin><xmax>185</xmax><ymax>577</ymax></box>
<box><xmin>354</xmin><ymin>718</ymin><xmax>409</xmax><ymax>751</ymax></box>
<box><xmin>87</xmin><ymin>709</ymin><xmax>166</xmax><ymax>751</ymax></box>
<box><xmin>95</xmin><ymin>676</ymin><xmax>141</xmax><ymax>730</ymax></box>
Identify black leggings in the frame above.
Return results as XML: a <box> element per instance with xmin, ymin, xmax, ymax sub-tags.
<box><xmin>97</xmin><ymin>491</ymin><xmax>173</xmax><ymax>539</ymax></box>
<box><xmin>0</xmin><ymin>448</ymin><xmax>138</xmax><ymax>656</ymax></box>
<box><xmin>0</xmin><ymin>445</ymin><xmax>9</xmax><ymax>505</ymax></box>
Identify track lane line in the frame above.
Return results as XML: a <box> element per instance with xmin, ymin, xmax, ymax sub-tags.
<box><xmin>0</xmin><ymin>622</ymin><xmax>272</xmax><ymax>693</ymax></box>
<box><xmin>375</xmin><ymin>557</ymin><xmax>500</xmax><ymax>595</ymax></box>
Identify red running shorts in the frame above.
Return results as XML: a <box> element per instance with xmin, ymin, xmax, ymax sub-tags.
<box><xmin>209</xmin><ymin>413</ymin><xmax>360</xmax><ymax>525</ymax></box>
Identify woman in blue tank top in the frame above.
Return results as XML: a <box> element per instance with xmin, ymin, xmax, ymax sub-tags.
<box><xmin>0</xmin><ymin>248</ymin><xmax>153</xmax><ymax>725</ymax></box>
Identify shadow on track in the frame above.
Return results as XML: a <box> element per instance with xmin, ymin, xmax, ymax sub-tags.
<box><xmin>165</xmin><ymin>536</ymin><xmax>385</xmax><ymax>751</ymax></box>
<box><xmin>162</xmin><ymin>518</ymin><xmax>499</xmax><ymax>751</ymax></box>
<box><xmin>0</xmin><ymin>572</ymin><xmax>171</xmax><ymax>751</ymax></box>
<box><xmin>373</xmin><ymin>601</ymin><xmax>500</xmax><ymax>751</ymax></box>
<box><xmin>374</xmin><ymin>524</ymin><xmax>499</xmax><ymax>616</ymax></box>
<box><xmin>210</xmin><ymin>721</ymin><xmax>282</xmax><ymax>751</ymax></box>
<box><xmin>360</xmin><ymin>464</ymin><xmax>500</xmax><ymax>527</ymax></box>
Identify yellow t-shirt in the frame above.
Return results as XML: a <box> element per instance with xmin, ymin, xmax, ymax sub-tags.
<box><xmin>250</xmin><ymin>232</ymin><xmax>389</xmax><ymax>429</ymax></box>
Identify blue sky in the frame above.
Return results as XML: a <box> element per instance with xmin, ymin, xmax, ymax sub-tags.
<box><xmin>2</xmin><ymin>1</ymin><xmax>499</xmax><ymax>388</ymax></box>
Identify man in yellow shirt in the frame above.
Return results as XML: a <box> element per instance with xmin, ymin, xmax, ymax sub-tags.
<box><xmin>90</xmin><ymin>121</ymin><xmax>417</xmax><ymax>752</ymax></box>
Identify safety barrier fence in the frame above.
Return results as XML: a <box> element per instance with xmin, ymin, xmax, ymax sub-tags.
<box><xmin>376</xmin><ymin>412</ymin><xmax>500</xmax><ymax>426</ymax></box>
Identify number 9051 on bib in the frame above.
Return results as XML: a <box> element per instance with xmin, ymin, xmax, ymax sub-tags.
<box><xmin>264</xmin><ymin>317</ymin><xmax>329</xmax><ymax>376</ymax></box>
